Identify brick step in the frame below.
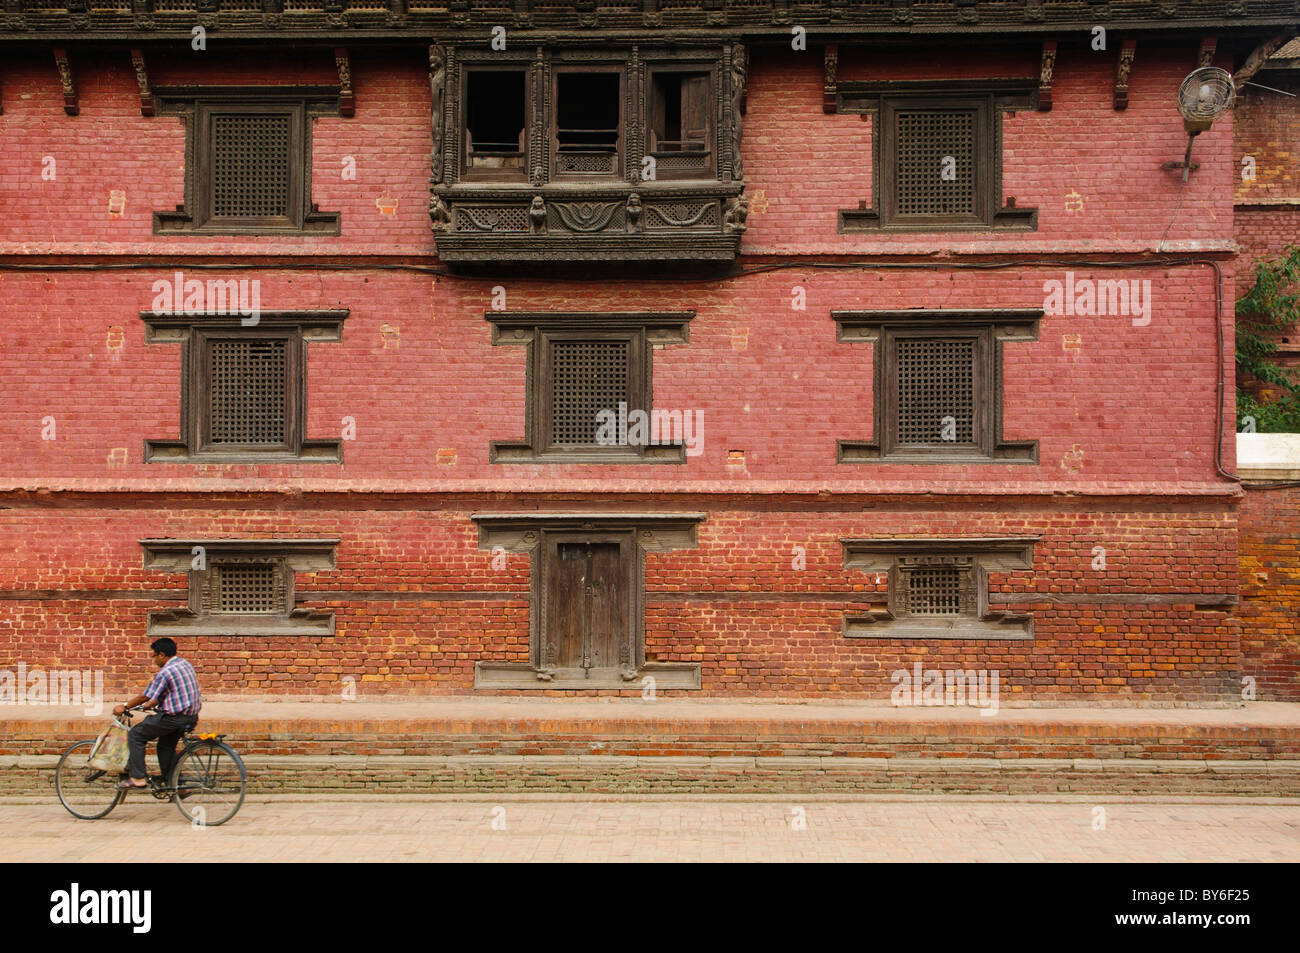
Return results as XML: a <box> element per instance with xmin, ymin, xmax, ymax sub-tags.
<box><xmin>6</xmin><ymin>705</ymin><xmax>1298</xmax><ymax>760</ymax></box>
<box><xmin>8</xmin><ymin>753</ymin><xmax>1300</xmax><ymax>796</ymax></box>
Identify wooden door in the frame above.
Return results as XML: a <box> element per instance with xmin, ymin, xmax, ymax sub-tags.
<box><xmin>543</xmin><ymin>537</ymin><xmax>627</xmax><ymax>674</ymax></box>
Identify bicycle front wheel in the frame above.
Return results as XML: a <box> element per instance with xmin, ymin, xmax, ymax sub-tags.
<box><xmin>171</xmin><ymin>740</ymin><xmax>246</xmax><ymax>827</ymax></box>
<box><xmin>54</xmin><ymin>739</ymin><xmax>125</xmax><ymax>820</ymax></box>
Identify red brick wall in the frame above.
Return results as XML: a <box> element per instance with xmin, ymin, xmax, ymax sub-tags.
<box><xmin>0</xmin><ymin>39</ymin><xmax>1246</xmax><ymax>702</ymax></box>
<box><xmin>0</xmin><ymin>500</ymin><xmax>1238</xmax><ymax>701</ymax></box>
<box><xmin>1238</xmin><ymin>486</ymin><xmax>1300</xmax><ymax>701</ymax></box>
<box><xmin>0</xmin><ymin>266</ymin><xmax>1233</xmax><ymax>486</ymax></box>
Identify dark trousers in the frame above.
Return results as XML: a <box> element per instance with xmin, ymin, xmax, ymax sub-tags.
<box><xmin>127</xmin><ymin>712</ymin><xmax>197</xmax><ymax>781</ymax></box>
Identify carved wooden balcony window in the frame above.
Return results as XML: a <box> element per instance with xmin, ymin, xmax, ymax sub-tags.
<box><xmin>649</xmin><ymin>70</ymin><xmax>714</xmax><ymax>180</ymax></box>
<box><xmin>141</xmin><ymin>539</ymin><xmax>339</xmax><ymax>638</ymax></box>
<box><xmin>141</xmin><ymin>311</ymin><xmax>347</xmax><ymax>464</ymax></box>
<box><xmin>487</xmin><ymin>312</ymin><xmax>693</xmax><ymax>464</ymax></box>
<box><xmin>153</xmin><ymin>89</ymin><xmax>342</xmax><ymax>235</ymax></box>
<box><xmin>835</xmin><ymin>81</ymin><xmax>1038</xmax><ymax>232</ymax></box>
<box><xmin>553</xmin><ymin>69</ymin><xmax>625</xmax><ymax>179</ymax></box>
<box><xmin>841</xmin><ymin>537</ymin><xmax>1038</xmax><ymax>640</ymax></box>
<box><xmin>464</xmin><ymin>68</ymin><xmax>528</xmax><ymax>180</ymax></box>
<box><xmin>835</xmin><ymin>310</ymin><xmax>1039</xmax><ymax>465</ymax></box>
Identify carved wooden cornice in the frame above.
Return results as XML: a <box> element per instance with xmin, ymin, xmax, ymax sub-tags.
<box><xmin>2</xmin><ymin>1</ymin><xmax>1295</xmax><ymax>41</ymax></box>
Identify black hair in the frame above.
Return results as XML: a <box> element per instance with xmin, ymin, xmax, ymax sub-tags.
<box><xmin>150</xmin><ymin>637</ymin><xmax>178</xmax><ymax>658</ymax></box>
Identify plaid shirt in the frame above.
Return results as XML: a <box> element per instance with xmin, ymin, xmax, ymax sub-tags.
<box><xmin>144</xmin><ymin>656</ymin><xmax>203</xmax><ymax>716</ymax></box>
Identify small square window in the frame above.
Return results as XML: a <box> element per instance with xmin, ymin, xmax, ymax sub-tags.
<box><xmin>141</xmin><ymin>539</ymin><xmax>339</xmax><ymax>638</ymax></box>
<box><xmin>142</xmin><ymin>311</ymin><xmax>346</xmax><ymax>464</ymax></box>
<box><xmin>835</xmin><ymin>83</ymin><xmax>1038</xmax><ymax>233</ymax></box>
<box><xmin>835</xmin><ymin>310</ymin><xmax>1039</xmax><ymax>465</ymax></box>
<box><xmin>208</xmin><ymin>561</ymin><xmax>286</xmax><ymax>615</ymax></box>
<box><xmin>841</xmin><ymin>537</ymin><xmax>1037</xmax><ymax>640</ymax></box>
<box><xmin>153</xmin><ymin>91</ymin><xmax>341</xmax><ymax>235</ymax></box>
<box><xmin>487</xmin><ymin>312</ymin><xmax>693</xmax><ymax>463</ymax></box>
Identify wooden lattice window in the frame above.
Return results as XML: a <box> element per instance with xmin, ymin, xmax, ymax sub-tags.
<box><xmin>894</xmin><ymin>337</ymin><xmax>978</xmax><ymax>449</ymax></box>
<box><xmin>550</xmin><ymin>339</ymin><xmax>632</xmax><ymax>447</ymax></box>
<box><xmin>142</xmin><ymin>311</ymin><xmax>347</xmax><ymax>464</ymax></box>
<box><xmin>142</xmin><ymin>539</ymin><xmax>339</xmax><ymax>638</ymax></box>
<box><xmin>207</xmin><ymin>338</ymin><xmax>290</xmax><ymax>447</ymax></box>
<box><xmin>206</xmin><ymin>561</ymin><xmax>287</xmax><ymax>615</ymax></box>
<box><xmin>210</xmin><ymin>112</ymin><xmax>293</xmax><ymax>219</ymax></box>
<box><xmin>834</xmin><ymin>82</ymin><xmax>1038</xmax><ymax>232</ymax></box>
<box><xmin>197</xmin><ymin>332</ymin><xmax>297</xmax><ymax>454</ymax></box>
<box><xmin>882</xmin><ymin>98</ymin><xmax>988</xmax><ymax>227</ymax></box>
<box><xmin>153</xmin><ymin>90</ymin><xmax>341</xmax><ymax>235</ymax></box>
<box><xmin>840</xmin><ymin>538</ymin><xmax>1037</xmax><ymax>640</ymax></box>
<box><xmin>893</xmin><ymin>109</ymin><xmax>977</xmax><ymax>218</ymax></box>
<box><xmin>486</xmin><ymin>312</ymin><xmax>693</xmax><ymax>464</ymax></box>
<box><xmin>834</xmin><ymin>310</ymin><xmax>1039</xmax><ymax>465</ymax></box>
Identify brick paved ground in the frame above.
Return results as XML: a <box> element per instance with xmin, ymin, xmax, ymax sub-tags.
<box><xmin>4</xmin><ymin>795</ymin><xmax>1298</xmax><ymax>862</ymax></box>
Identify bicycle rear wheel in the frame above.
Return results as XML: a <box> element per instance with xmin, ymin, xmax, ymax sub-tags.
<box><xmin>54</xmin><ymin>739</ymin><xmax>125</xmax><ymax>820</ymax></box>
<box><xmin>171</xmin><ymin>740</ymin><xmax>246</xmax><ymax>826</ymax></box>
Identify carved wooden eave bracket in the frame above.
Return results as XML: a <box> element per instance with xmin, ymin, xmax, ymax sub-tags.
<box><xmin>1234</xmin><ymin>31</ymin><xmax>1299</xmax><ymax>92</ymax></box>
<box><xmin>53</xmin><ymin>47</ymin><xmax>76</xmax><ymax>115</ymax></box>
<box><xmin>1038</xmin><ymin>40</ymin><xmax>1056</xmax><ymax>111</ymax></box>
<box><xmin>823</xmin><ymin>42</ymin><xmax>838</xmax><ymax>114</ymax></box>
<box><xmin>130</xmin><ymin>48</ymin><xmax>153</xmax><ymax>116</ymax></box>
<box><xmin>1198</xmin><ymin>37</ymin><xmax>1218</xmax><ymax>70</ymax></box>
<box><xmin>840</xmin><ymin>537</ymin><xmax>1039</xmax><ymax>640</ymax></box>
<box><xmin>1113</xmin><ymin>38</ymin><xmax>1136</xmax><ymax>110</ymax></box>
<box><xmin>335</xmin><ymin>47</ymin><xmax>354</xmax><ymax>117</ymax></box>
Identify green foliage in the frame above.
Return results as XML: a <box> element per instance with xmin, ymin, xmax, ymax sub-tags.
<box><xmin>1236</xmin><ymin>244</ymin><xmax>1300</xmax><ymax>433</ymax></box>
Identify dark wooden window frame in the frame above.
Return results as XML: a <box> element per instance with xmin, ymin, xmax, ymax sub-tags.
<box><xmin>835</xmin><ymin>80</ymin><xmax>1038</xmax><ymax>233</ymax></box>
<box><xmin>841</xmin><ymin>537</ymin><xmax>1038</xmax><ymax>640</ymax></box>
<box><xmin>551</xmin><ymin>65</ymin><xmax>627</xmax><ymax>180</ymax></box>
<box><xmin>835</xmin><ymin>309</ymin><xmax>1039</xmax><ymax>465</ymax></box>
<box><xmin>471</xmin><ymin>513</ymin><xmax>705</xmax><ymax>690</ymax></box>
<box><xmin>646</xmin><ymin>65</ymin><xmax>717</xmax><ymax>182</ymax></box>
<box><xmin>141</xmin><ymin>310</ymin><xmax>347</xmax><ymax>464</ymax></box>
<box><xmin>152</xmin><ymin>87</ymin><xmax>342</xmax><ymax>235</ymax></box>
<box><xmin>140</xmin><ymin>538</ymin><xmax>339</xmax><ymax>638</ymax></box>
<box><xmin>461</xmin><ymin>65</ymin><xmax>532</xmax><ymax>183</ymax></box>
<box><xmin>486</xmin><ymin>312</ymin><xmax>693</xmax><ymax>464</ymax></box>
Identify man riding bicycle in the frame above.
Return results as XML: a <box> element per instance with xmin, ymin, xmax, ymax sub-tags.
<box><xmin>112</xmin><ymin>637</ymin><xmax>203</xmax><ymax>790</ymax></box>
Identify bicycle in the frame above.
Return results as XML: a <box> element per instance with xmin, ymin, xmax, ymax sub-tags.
<box><xmin>54</xmin><ymin>706</ymin><xmax>247</xmax><ymax>826</ymax></box>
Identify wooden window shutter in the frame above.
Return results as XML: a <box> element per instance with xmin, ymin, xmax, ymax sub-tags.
<box><xmin>681</xmin><ymin>75</ymin><xmax>709</xmax><ymax>146</ymax></box>
<box><xmin>211</xmin><ymin>113</ymin><xmax>293</xmax><ymax>219</ymax></box>
<box><xmin>894</xmin><ymin>337</ymin><xmax>977</xmax><ymax>447</ymax></box>
<box><xmin>207</xmin><ymin>338</ymin><xmax>289</xmax><ymax>446</ymax></box>
<box><xmin>550</xmin><ymin>339</ymin><xmax>630</xmax><ymax>447</ymax></box>
<box><xmin>894</xmin><ymin>108</ymin><xmax>977</xmax><ymax>217</ymax></box>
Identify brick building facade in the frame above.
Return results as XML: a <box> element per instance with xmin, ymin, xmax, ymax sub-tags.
<box><xmin>0</xmin><ymin>3</ymin><xmax>1295</xmax><ymax>702</ymax></box>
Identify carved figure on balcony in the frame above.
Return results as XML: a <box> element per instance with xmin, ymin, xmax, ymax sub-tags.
<box><xmin>626</xmin><ymin>192</ymin><xmax>642</xmax><ymax>233</ymax></box>
<box><xmin>428</xmin><ymin>194</ymin><xmax>451</xmax><ymax>232</ymax></box>
<box><xmin>724</xmin><ymin>194</ymin><xmax>749</xmax><ymax>233</ymax></box>
<box><xmin>529</xmin><ymin>195</ymin><xmax>547</xmax><ymax>234</ymax></box>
